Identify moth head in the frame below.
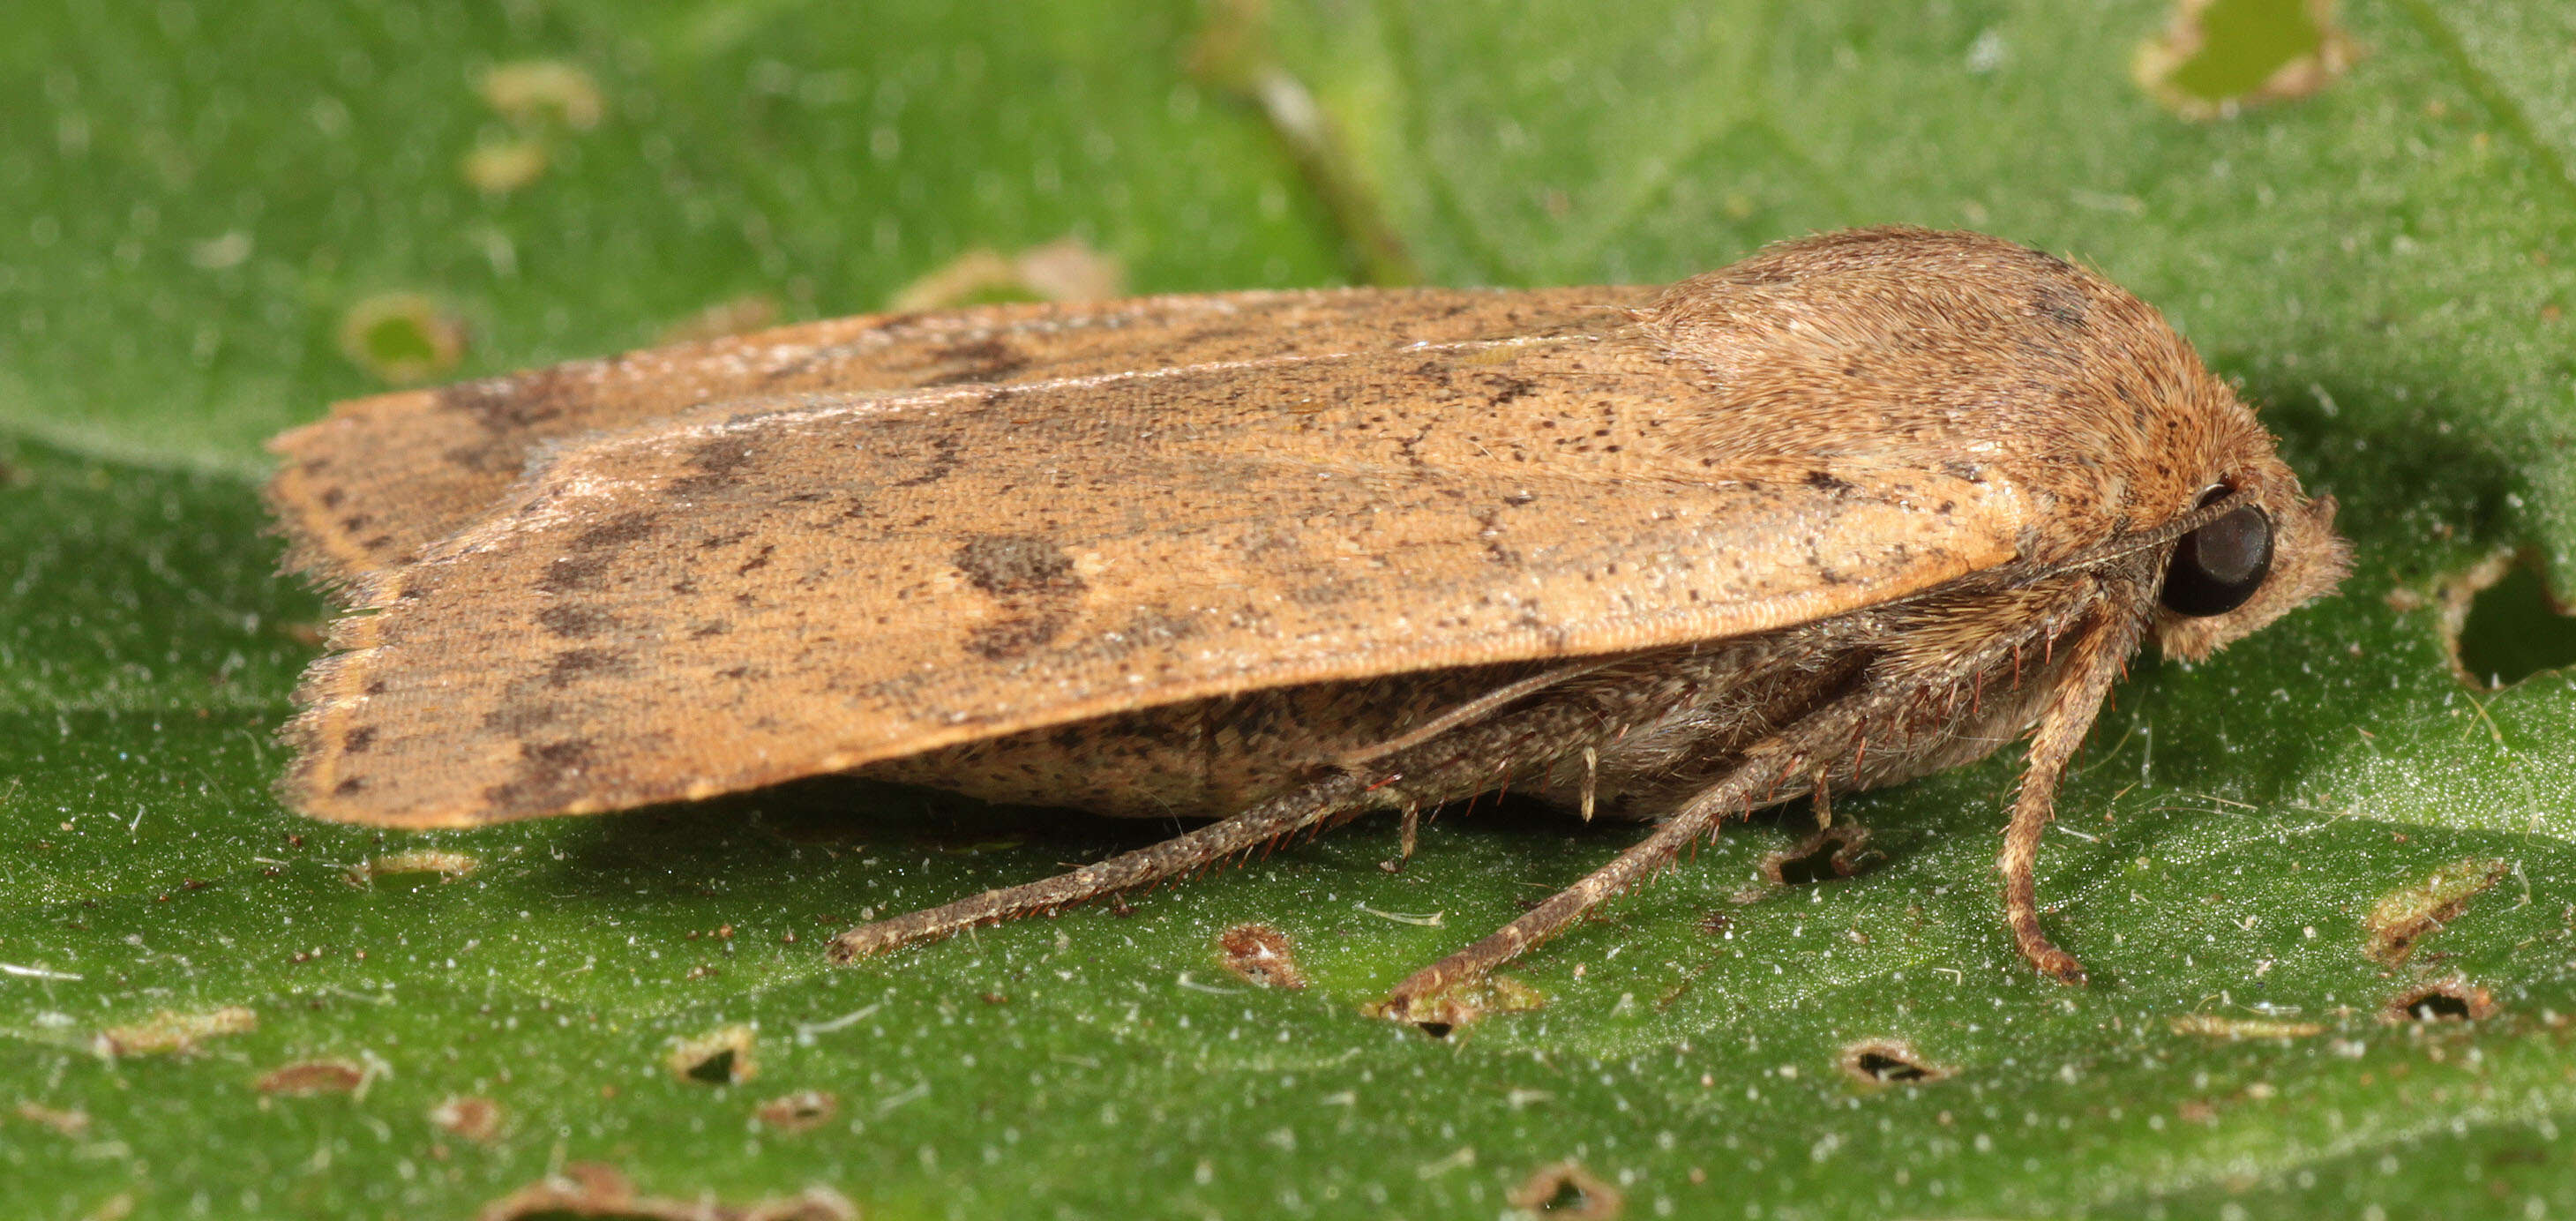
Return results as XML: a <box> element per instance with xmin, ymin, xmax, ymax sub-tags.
<box><xmin>2150</xmin><ymin>458</ymin><xmax>2349</xmax><ymax>663</ymax></box>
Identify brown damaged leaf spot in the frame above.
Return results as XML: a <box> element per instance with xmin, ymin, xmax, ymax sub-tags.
<box><xmin>338</xmin><ymin>293</ymin><xmax>468</xmax><ymax>385</ymax></box>
<box><xmin>1762</xmin><ymin>824</ymin><xmax>1879</xmax><ymax>887</ymax></box>
<box><xmin>1216</xmin><ymin>923</ymin><xmax>1309</xmax><ymax>989</ymax></box>
<box><xmin>477</xmin><ymin>60</ymin><xmax>605</xmax><ymax>131</ymax></box>
<box><xmin>351</xmin><ymin>850</ymin><xmax>481</xmax><ymax>885</ymax></box>
<box><xmin>12</xmin><ymin>1101</ymin><xmax>92</xmax><ymax>1137</ymax></box>
<box><xmin>1507</xmin><ymin>1160</ymin><xmax>1625</xmax><ymax>1219</ymax></box>
<box><xmin>461</xmin><ymin>139</ymin><xmax>549</xmax><ymax>194</ymax></box>
<box><xmin>253</xmin><ymin>1060</ymin><xmax>368</xmax><ymax>1097</ymax></box>
<box><xmin>1367</xmin><ymin>974</ymin><xmax>1546</xmax><ymax>1037</ymax></box>
<box><xmin>1838</xmin><ymin>1038</ymin><xmax>1951</xmax><ymax>1085</ymax></box>
<box><xmin>430</xmin><ymin>1095</ymin><xmax>505</xmax><ymax>1143</ymax></box>
<box><xmin>475</xmin><ymin>1163</ymin><xmax>854</xmax><ymax>1221</ymax></box>
<box><xmin>2365</xmin><ymin>858</ymin><xmax>2507</xmax><ymax>965</ymax></box>
<box><xmin>887</xmin><ymin>237</ymin><xmax>1125</xmax><ymax>312</ymax></box>
<box><xmin>667</xmin><ymin>1024</ymin><xmax>759</xmax><ymax>1085</ymax></box>
<box><xmin>2389</xmin><ymin>979</ymin><xmax>2497</xmax><ymax>1023</ymax></box>
<box><xmin>754</xmin><ymin>1090</ymin><xmax>841</xmax><ymax>1133</ymax></box>
<box><xmin>2168</xmin><ymin>1013</ymin><xmax>2328</xmax><ymax>1039</ymax></box>
<box><xmin>94</xmin><ymin>1006</ymin><xmax>258</xmax><ymax>1057</ymax></box>
<box><xmin>657</xmin><ymin>295</ymin><xmax>782</xmax><ymax>346</ymax></box>
<box><xmin>2135</xmin><ymin>0</ymin><xmax>2359</xmax><ymax>121</ymax></box>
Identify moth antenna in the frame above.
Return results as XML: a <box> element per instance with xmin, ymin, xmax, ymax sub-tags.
<box><xmin>827</xmin><ymin>772</ymin><xmax>1369</xmax><ymax>962</ymax></box>
<box><xmin>1998</xmin><ymin>594</ymin><xmax>2151</xmax><ymax>984</ymax></box>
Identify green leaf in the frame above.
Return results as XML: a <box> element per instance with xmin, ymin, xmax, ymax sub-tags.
<box><xmin>8</xmin><ymin>1</ymin><xmax>2576</xmax><ymax>1218</ymax></box>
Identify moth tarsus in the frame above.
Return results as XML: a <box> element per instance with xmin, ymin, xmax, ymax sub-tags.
<box><xmin>266</xmin><ymin>227</ymin><xmax>2349</xmax><ymax>1013</ymax></box>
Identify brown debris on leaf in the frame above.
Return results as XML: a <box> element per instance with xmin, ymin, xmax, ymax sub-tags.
<box><xmin>430</xmin><ymin>1095</ymin><xmax>505</xmax><ymax>1143</ymax></box>
<box><xmin>2168</xmin><ymin>1013</ymin><xmax>2327</xmax><ymax>1039</ymax></box>
<box><xmin>667</xmin><ymin>1024</ymin><xmax>759</xmax><ymax>1085</ymax></box>
<box><xmin>755</xmin><ymin>1090</ymin><xmax>841</xmax><ymax>1133</ymax></box>
<box><xmin>95</xmin><ymin>1006</ymin><xmax>257</xmax><ymax>1057</ymax></box>
<box><xmin>2135</xmin><ymin>0</ymin><xmax>2359</xmax><ymax>120</ymax></box>
<box><xmin>1367</xmin><ymin>973</ymin><xmax>1546</xmax><ymax>1036</ymax></box>
<box><xmin>1216</xmin><ymin>923</ymin><xmax>1309</xmax><ymax>989</ymax></box>
<box><xmin>2365</xmin><ymin>858</ymin><xmax>2507</xmax><ymax>965</ymax></box>
<box><xmin>476</xmin><ymin>1163</ymin><xmax>854</xmax><ymax>1221</ymax></box>
<box><xmin>1507</xmin><ymin>1160</ymin><xmax>1624</xmax><ymax>1219</ymax></box>
<box><xmin>352</xmin><ymin>850</ymin><xmax>481</xmax><ymax>885</ymax></box>
<box><xmin>253</xmin><ymin>1060</ymin><xmax>368</xmax><ymax>1097</ymax></box>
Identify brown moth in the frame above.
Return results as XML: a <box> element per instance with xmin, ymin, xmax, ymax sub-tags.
<box><xmin>266</xmin><ymin>227</ymin><xmax>2348</xmax><ymax>1017</ymax></box>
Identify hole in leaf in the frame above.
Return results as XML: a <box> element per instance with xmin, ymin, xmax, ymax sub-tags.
<box><xmin>2388</xmin><ymin>980</ymin><xmax>2496</xmax><ymax>1022</ymax></box>
<box><xmin>2452</xmin><ymin>557</ymin><xmax>2576</xmax><ymax>690</ymax></box>
<box><xmin>665</xmin><ymin>1024</ymin><xmax>758</xmax><ymax>1086</ymax></box>
<box><xmin>1763</xmin><ymin>826</ymin><xmax>1877</xmax><ymax>888</ymax></box>
<box><xmin>2136</xmin><ymin>0</ymin><xmax>2356</xmax><ymax>119</ymax></box>
<box><xmin>336</xmin><ymin>294</ymin><xmax>467</xmax><ymax>384</ymax></box>
<box><xmin>1507</xmin><ymin>1161</ymin><xmax>1623</xmax><ymax>1219</ymax></box>
<box><xmin>1840</xmin><ymin>1038</ymin><xmax>1951</xmax><ymax>1085</ymax></box>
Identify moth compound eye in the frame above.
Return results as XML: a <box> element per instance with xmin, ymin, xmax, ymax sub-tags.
<box><xmin>2160</xmin><ymin>505</ymin><xmax>2275</xmax><ymax>616</ymax></box>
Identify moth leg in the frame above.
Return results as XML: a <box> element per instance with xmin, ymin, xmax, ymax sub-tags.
<box><xmin>827</xmin><ymin>772</ymin><xmax>1369</xmax><ymax>962</ymax></box>
<box><xmin>1997</xmin><ymin>603</ymin><xmax>2150</xmax><ymax>985</ymax></box>
<box><xmin>1379</xmin><ymin>802</ymin><xmax>1421</xmax><ymax>874</ymax></box>
<box><xmin>1376</xmin><ymin>759</ymin><xmax>1776</xmax><ymax>1022</ymax></box>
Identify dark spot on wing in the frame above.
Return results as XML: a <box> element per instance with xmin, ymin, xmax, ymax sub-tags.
<box><xmin>544</xmin><ymin>648</ymin><xmax>633</xmax><ymax>687</ymax></box>
<box><xmin>923</xmin><ymin>338</ymin><xmax>1027</xmax><ymax>386</ymax></box>
<box><xmin>341</xmin><ymin>727</ymin><xmax>376</xmax><ymax>753</ymax></box>
<box><xmin>481</xmin><ymin>737</ymin><xmax>599</xmax><ymax>813</ymax></box>
<box><xmin>481</xmin><ymin>703</ymin><xmax>560</xmax><ymax>736</ymax></box>
<box><xmin>536</xmin><ymin>604</ymin><xmax>613</xmax><ymax>638</ymax></box>
<box><xmin>1805</xmin><ymin>469</ymin><xmax>1857</xmax><ymax>495</ymax></box>
<box><xmin>439</xmin><ymin>366</ymin><xmax>581</xmax><ymax>432</ymax></box>
<box><xmin>571</xmin><ymin>512</ymin><xmax>659</xmax><ymax>551</ymax></box>
<box><xmin>891</xmin><ymin>435</ymin><xmax>962</xmax><ymax>488</ymax></box>
<box><xmin>668</xmin><ymin>437</ymin><xmax>757</xmax><ymax>497</ymax></box>
<box><xmin>735</xmin><ymin>543</ymin><xmax>775</xmax><ymax>576</ymax></box>
<box><xmin>539</xmin><ymin>553</ymin><xmax>616</xmax><ymax>594</ymax></box>
<box><xmin>965</xmin><ymin>614</ymin><xmax>1065</xmax><ymax>660</ymax></box>
<box><xmin>1481</xmin><ymin>374</ymin><xmax>1541</xmax><ymax>406</ymax></box>
<box><xmin>953</xmin><ymin>535</ymin><xmax>1082</xmax><ymax>596</ymax></box>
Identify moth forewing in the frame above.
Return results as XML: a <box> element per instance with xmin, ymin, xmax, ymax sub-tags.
<box><xmin>267</xmin><ymin>227</ymin><xmax>2348</xmax><ymax>1009</ymax></box>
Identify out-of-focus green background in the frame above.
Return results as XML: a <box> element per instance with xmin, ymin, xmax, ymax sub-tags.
<box><xmin>7</xmin><ymin>2</ymin><xmax>2576</xmax><ymax>1217</ymax></box>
